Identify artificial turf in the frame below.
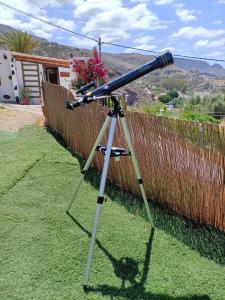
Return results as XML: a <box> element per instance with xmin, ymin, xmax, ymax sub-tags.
<box><xmin>0</xmin><ymin>126</ymin><xmax>225</xmax><ymax>300</ymax></box>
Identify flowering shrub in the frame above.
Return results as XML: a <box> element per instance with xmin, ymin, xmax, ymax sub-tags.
<box><xmin>72</xmin><ymin>47</ymin><xmax>108</xmax><ymax>89</ymax></box>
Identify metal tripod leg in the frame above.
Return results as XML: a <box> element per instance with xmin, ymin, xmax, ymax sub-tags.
<box><xmin>83</xmin><ymin>115</ymin><xmax>117</xmax><ymax>290</ymax></box>
<box><xmin>120</xmin><ymin>117</ymin><xmax>154</xmax><ymax>228</ymax></box>
<box><xmin>66</xmin><ymin>116</ymin><xmax>111</xmax><ymax>213</ymax></box>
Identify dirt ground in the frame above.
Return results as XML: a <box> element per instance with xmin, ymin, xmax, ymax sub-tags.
<box><xmin>0</xmin><ymin>104</ymin><xmax>44</xmax><ymax>132</ymax></box>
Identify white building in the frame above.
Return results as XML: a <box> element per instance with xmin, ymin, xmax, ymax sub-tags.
<box><xmin>0</xmin><ymin>50</ymin><xmax>71</xmax><ymax>104</ymax></box>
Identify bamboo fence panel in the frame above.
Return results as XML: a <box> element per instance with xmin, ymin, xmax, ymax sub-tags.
<box><xmin>43</xmin><ymin>82</ymin><xmax>225</xmax><ymax>232</ymax></box>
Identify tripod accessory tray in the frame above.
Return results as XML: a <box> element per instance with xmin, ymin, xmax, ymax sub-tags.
<box><xmin>96</xmin><ymin>144</ymin><xmax>130</xmax><ymax>157</ymax></box>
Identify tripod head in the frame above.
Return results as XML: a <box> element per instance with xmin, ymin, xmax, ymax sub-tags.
<box><xmin>65</xmin><ymin>50</ymin><xmax>174</xmax><ymax>111</ymax></box>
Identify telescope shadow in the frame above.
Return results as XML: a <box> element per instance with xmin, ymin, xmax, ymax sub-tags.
<box><xmin>67</xmin><ymin>212</ymin><xmax>210</xmax><ymax>300</ymax></box>
<box><xmin>48</xmin><ymin>128</ymin><xmax>225</xmax><ymax>266</ymax></box>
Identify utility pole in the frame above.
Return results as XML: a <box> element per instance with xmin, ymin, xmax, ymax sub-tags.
<box><xmin>98</xmin><ymin>36</ymin><xmax>102</xmax><ymax>61</ymax></box>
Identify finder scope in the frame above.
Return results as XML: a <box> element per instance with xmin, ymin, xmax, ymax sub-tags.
<box><xmin>76</xmin><ymin>81</ymin><xmax>96</xmax><ymax>95</ymax></box>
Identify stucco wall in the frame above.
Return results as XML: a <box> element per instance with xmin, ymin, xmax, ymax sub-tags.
<box><xmin>0</xmin><ymin>51</ymin><xmax>15</xmax><ymax>102</ymax></box>
<box><xmin>0</xmin><ymin>50</ymin><xmax>71</xmax><ymax>104</ymax></box>
<box><xmin>58</xmin><ymin>66</ymin><xmax>71</xmax><ymax>89</ymax></box>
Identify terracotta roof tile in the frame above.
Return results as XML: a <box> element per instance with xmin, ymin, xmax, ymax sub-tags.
<box><xmin>12</xmin><ymin>51</ymin><xmax>70</xmax><ymax>68</ymax></box>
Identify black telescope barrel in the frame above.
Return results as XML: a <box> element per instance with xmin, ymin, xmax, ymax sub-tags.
<box><xmin>76</xmin><ymin>81</ymin><xmax>96</xmax><ymax>95</ymax></box>
<box><xmin>89</xmin><ymin>50</ymin><xmax>174</xmax><ymax>98</ymax></box>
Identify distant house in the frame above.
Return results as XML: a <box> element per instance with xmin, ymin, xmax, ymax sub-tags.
<box><xmin>0</xmin><ymin>50</ymin><xmax>71</xmax><ymax>104</ymax></box>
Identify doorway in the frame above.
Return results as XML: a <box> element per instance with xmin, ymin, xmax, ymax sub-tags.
<box><xmin>45</xmin><ymin>67</ymin><xmax>59</xmax><ymax>85</ymax></box>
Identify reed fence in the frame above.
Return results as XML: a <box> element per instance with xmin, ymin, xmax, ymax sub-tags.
<box><xmin>43</xmin><ymin>82</ymin><xmax>225</xmax><ymax>231</ymax></box>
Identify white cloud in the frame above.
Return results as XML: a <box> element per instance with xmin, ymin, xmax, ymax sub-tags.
<box><xmin>32</xmin><ymin>29</ymin><xmax>53</xmax><ymax>39</ymax></box>
<box><xmin>124</xmin><ymin>35</ymin><xmax>156</xmax><ymax>53</ymax></box>
<box><xmin>176</xmin><ymin>8</ymin><xmax>197</xmax><ymax>22</ymax></box>
<box><xmin>159</xmin><ymin>46</ymin><xmax>175</xmax><ymax>52</ymax></box>
<box><xmin>195</xmin><ymin>40</ymin><xmax>209</xmax><ymax>47</ymax></box>
<box><xmin>81</xmin><ymin>10</ymin><xmax>130</xmax><ymax>43</ymax></box>
<box><xmin>23</xmin><ymin>0</ymin><xmax>71</xmax><ymax>7</ymax></box>
<box><xmin>122</xmin><ymin>35</ymin><xmax>156</xmax><ymax>53</ymax></box>
<box><xmin>154</xmin><ymin>0</ymin><xmax>175</xmax><ymax>5</ymax></box>
<box><xmin>54</xmin><ymin>19</ymin><xmax>76</xmax><ymax>31</ymax></box>
<box><xmin>172</xmin><ymin>26</ymin><xmax>225</xmax><ymax>39</ymax></box>
<box><xmin>133</xmin><ymin>44</ymin><xmax>156</xmax><ymax>50</ymax></box>
<box><xmin>133</xmin><ymin>35</ymin><xmax>155</xmax><ymax>44</ymax></box>
<box><xmin>195</xmin><ymin>38</ymin><xmax>225</xmax><ymax>48</ymax></box>
<box><xmin>217</xmin><ymin>0</ymin><xmax>225</xmax><ymax>3</ymax></box>
<box><xmin>129</xmin><ymin>0</ymin><xmax>149</xmax><ymax>2</ymax></box>
<box><xmin>72</xmin><ymin>1</ymin><xmax>166</xmax><ymax>43</ymax></box>
<box><xmin>0</xmin><ymin>0</ymin><xmax>76</xmax><ymax>40</ymax></box>
<box><xmin>69</xmin><ymin>36</ymin><xmax>97</xmax><ymax>48</ymax></box>
<box><xmin>0</xmin><ymin>0</ymin><xmax>168</xmax><ymax>46</ymax></box>
<box><xmin>130</xmin><ymin>4</ymin><xmax>167</xmax><ymax>30</ymax></box>
<box><xmin>214</xmin><ymin>20</ymin><xmax>223</xmax><ymax>24</ymax></box>
<box><xmin>73</xmin><ymin>0</ymin><xmax>123</xmax><ymax>18</ymax></box>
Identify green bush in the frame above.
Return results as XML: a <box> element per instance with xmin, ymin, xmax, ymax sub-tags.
<box><xmin>189</xmin><ymin>95</ymin><xmax>201</xmax><ymax>106</ymax></box>
<box><xmin>168</xmin><ymin>90</ymin><xmax>179</xmax><ymax>99</ymax></box>
<box><xmin>140</xmin><ymin>101</ymin><xmax>219</xmax><ymax>124</ymax></box>
<box><xmin>172</xmin><ymin>97</ymin><xmax>184</xmax><ymax>108</ymax></box>
<box><xmin>214</xmin><ymin>101</ymin><xmax>225</xmax><ymax>114</ymax></box>
<box><xmin>173</xmin><ymin>93</ymin><xmax>225</xmax><ymax>120</ymax></box>
<box><xmin>158</xmin><ymin>90</ymin><xmax>179</xmax><ymax>104</ymax></box>
<box><xmin>142</xmin><ymin>102</ymin><xmax>172</xmax><ymax>117</ymax></box>
<box><xmin>180</xmin><ymin>110</ymin><xmax>219</xmax><ymax>124</ymax></box>
<box><xmin>158</xmin><ymin>94</ymin><xmax>172</xmax><ymax>104</ymax></box>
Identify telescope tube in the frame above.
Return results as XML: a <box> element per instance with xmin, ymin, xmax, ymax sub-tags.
<box><xmin>76</xmin><ymin>81</ymin><xmax>96</xmax><ymax>95</ymax></box>
<box><xmin>65</xmin><ymin>50</ymin><xmax>174</xmax><ymax>110</ymax></box>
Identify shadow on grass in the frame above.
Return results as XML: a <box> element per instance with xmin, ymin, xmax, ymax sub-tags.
<box><xmin>86</xmin><ymin>286</ymin><xmax>210</xmax><ymax>300</ymax></box>
<box><xmin>67</xmin><ymin>213</ymin><xmax>210</xmax><ymax>300</ymax></box>
<box><xmin>67</xmin><ymin>212</ymin><xmax>154</xmax><ymax>285</ymax></box>
<box><xmin>49</xmin><ymin>128</ymin><xmax>225</xmax><ymax>266</ymax></box>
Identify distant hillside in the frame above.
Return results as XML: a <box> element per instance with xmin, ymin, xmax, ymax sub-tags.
<box><xmin>174</xmin><ymin>58</ymin><xmax>225</xmax><ymax>77</ymax></box>
<box><xmin>0</xmin><ymin>23</ymin><xmax>225</xmax><ymax>104</ymax></box>
<box><xmin>0</xmin><ymin>23</ymin><xmax>224</xmax><ymax>77</ymax></box>
<box><xmin>0</xmin><ymin>24</ymin><xmax>16</xmax><ymax>34</ymax></box>
<box><xmin>0</xmin><ymin>24</ymin><xmax>48</xmax><ymax>43</ymax></box>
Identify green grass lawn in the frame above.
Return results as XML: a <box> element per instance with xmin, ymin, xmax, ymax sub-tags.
<box><xmin>0</xmin><ymin>126</ymin><xmax>225</xmax><ymax>300</ymax></box>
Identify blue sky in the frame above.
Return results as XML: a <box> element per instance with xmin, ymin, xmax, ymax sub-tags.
<box><xmin>0</xmin><ymin>0</ymin><xmax>225</xmax><ymax>63</ymax></box>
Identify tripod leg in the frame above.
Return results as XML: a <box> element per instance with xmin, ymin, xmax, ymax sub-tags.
<box><xmin>120</xmin><ymin>117</ymin><xmax>154</xmax><ymax>228</ymax></box>
<box><xmin>66</xmin><ymin>116</ymin><xmax>111</xmax><ymax>213</ymax></box>
<box><xmin>83</xmin><ymin>115</ymin><xmax>117</xmax><ymax>290</ymax></box>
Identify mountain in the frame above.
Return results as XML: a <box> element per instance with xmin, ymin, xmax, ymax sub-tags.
<box><xmin>174</xmin><ymin>58</ymin><xmax>225</xmax><ymax>77</ymax></box>
<box><xmin>0</xmin><ymin>24</ymin><xmax>48</xmax><ymax>43</ymax></box>
<box><xmin>0</xmin><ymin>23</ymin><xmax>225</xmax><ymax>104</ymax></box>
<box><xmin>0</xmin><ymin>24</ymin><xmax>16</xmax><ymax>34</ymax></box>
<box><xmin>0</xmin><ymin>23</ymin><xmax>224</xmax><ymax>77</ymax></box>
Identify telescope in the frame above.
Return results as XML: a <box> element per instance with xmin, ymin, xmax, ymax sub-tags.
<box><xmin>65</xmin><ymin>50</ymin><xmax>174</xmax><ymax>110</ymax></box>
<box><xmin>65</xmin><ymin>50</ymin><xmax>174</xmax><ymax>289</ymax></box>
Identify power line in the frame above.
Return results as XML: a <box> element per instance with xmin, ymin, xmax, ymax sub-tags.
<box><xmin>102</xmin><ymin>42</ymin><xmax>159</xmax><ymax>57</ymax></box>
<box><xmin>1</xmin><ymin>0</ymin><xmax>225</xmax><ymax>64</ymax></box>
<box><xmin>102</xmin><ymin>42</ymin><xmax>225</xmax><ymax>63</ymax></box>
<box><xmin>0</xmin><ymin>1</ymin><xmax>97</xmax><ymax>42</ymax></box>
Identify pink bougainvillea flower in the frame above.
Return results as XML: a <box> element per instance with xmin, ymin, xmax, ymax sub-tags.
<box><xmin>72</xmin><ymin>47</ymin><xmax>108</xmax><ymax>89</ymax></box>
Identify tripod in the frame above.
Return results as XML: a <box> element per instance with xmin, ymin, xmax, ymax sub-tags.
<box><xmin>66</xmin><ymin>95</ymin><xmax>154</xmax><ymax>290</ymax></box>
